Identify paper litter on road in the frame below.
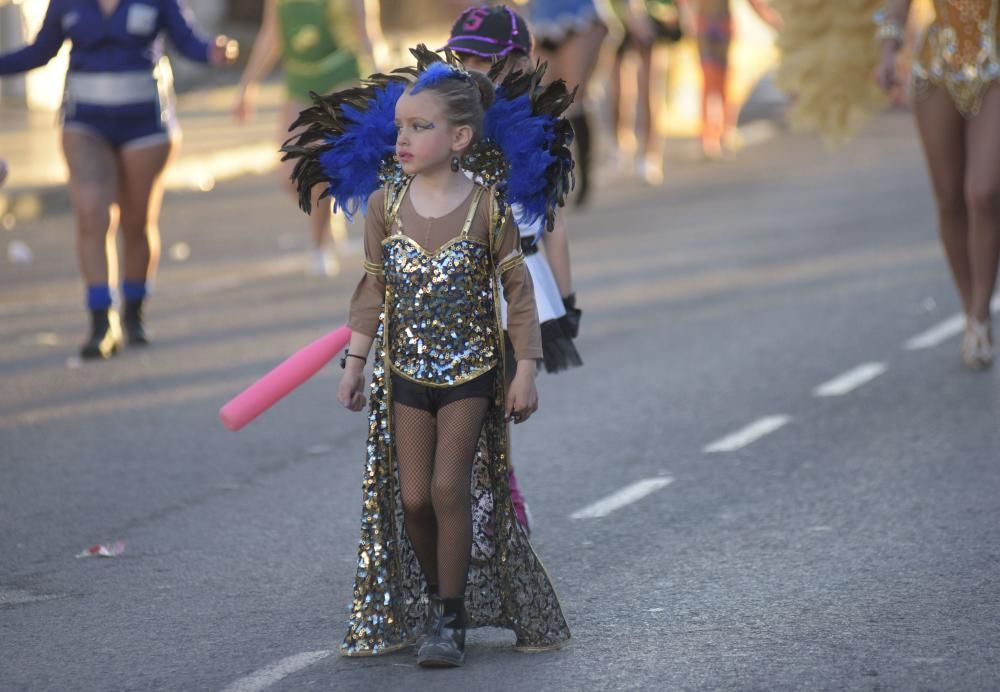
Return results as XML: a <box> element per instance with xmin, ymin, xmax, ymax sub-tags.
<box><xmin>76</xmin><ymin>540</ymin><xmax>125</xmax><ymax>558</ymax></box>
<box><xmin>7</xmin><ymin>239</ymin><xmax>33</xmax><ymax>263</ymax></box>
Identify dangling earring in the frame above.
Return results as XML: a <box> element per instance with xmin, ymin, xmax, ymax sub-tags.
<box><xmin>451</xmin><ymin>156</ymin><xmax>461</xmax><ymax>172</ymax></box>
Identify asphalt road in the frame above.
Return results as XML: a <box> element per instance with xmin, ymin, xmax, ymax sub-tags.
<box><xmin>2</xmin><ymin>111</ymin><xmax>999</xmax><ymax>691</ymax></box>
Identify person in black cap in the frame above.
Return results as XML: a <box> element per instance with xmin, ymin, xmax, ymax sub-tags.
<box><xmin>443</xmin><ymin>5</ymin><xmax>585</xmax><ymax>537</ymax></box>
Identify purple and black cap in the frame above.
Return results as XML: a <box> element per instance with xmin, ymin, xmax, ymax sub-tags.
<box><xmin>442</xmin><ymin>5</ymin><xmax>532</xmax><ymax>58</ymax></box>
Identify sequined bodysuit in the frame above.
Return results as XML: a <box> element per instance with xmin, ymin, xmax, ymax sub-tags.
<box><xmin>384</xmin><ymin>186</ymin><xmax>499</xmax><ymax>387</ymax></box>
<box><xmin>913</xmin><ymin>0</ymin><xmax>1000</xmax><ymax>116</ymax></box>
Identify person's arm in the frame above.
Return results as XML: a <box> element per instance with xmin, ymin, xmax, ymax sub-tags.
<box><xmin>874</xmin><ymin>0</ymin><xmax>913</xmax><ymax>93</ymax></box>
<box><xmin>353</xmin><ymin>0</ymin><xmax>384</xmax><ymax>73</ymax></box>
<box><xmin>0</xmin><ymin>0</ymin><xmax>65</xmax><ymax>75</ymax></box>
<box><xmin>234</xmin><ymin>0</ymin><xmax>281</xmax><ymax>122</ymax></box>
<box><xmin>340</xmin><ymin>190</ymin><xmax>387</xmax><ymax>411</ymax></box>
<box><xmin>495</xmin><ymin>208</ymin><xmax>541</xmax><ymax>423</ymax></box>
<box><xmin>160</xmin><ymin>0</ymin><xmax>235</xmax><ymax>64</ymax></box>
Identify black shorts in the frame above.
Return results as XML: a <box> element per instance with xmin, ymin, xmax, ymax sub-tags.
<box><xmin>391</xmin><ymin>370</ymin><xmax>496</xmax><ymax>414</ymax></box>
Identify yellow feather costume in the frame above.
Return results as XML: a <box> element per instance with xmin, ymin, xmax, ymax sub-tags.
<box><xmin>770</xmin><ymin>0</ymin><xmax>887</xmax><ymax>144</ymax></box>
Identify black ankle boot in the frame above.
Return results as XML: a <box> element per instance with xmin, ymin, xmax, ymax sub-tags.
<box><xmin>416</xmin><ymin>598</ymin><xmax>466</xmax><ymax>668</ymax></box>
<box><xmin>413</xmin><ymin>593</ymin><xmax>443</xmax><ymax>654</ymax></box>
<box><xmin>122</xmin><ymin>299</ymin><xmax>149</xmax><ymax>346</ymax></box>
<box><xmin>80</xmin><ymin>308</ymin><xmax>122</xmax><ymax>360</ymax></box>
<box><xmin>569</xmin><ymin>112</ymin><xmax>592</xmax><ymax>207</ymax></box>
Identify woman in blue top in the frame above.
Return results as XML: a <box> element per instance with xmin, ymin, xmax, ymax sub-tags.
<box><xmin>0</xmin><ymin>0</ymin><xmax>237</xmax><ymax>359</ymax></box>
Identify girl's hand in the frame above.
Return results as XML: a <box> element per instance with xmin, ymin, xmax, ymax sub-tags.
<box><xmin>505</xmin><ymin>362</ymin><xmax>538</xmax><ymax>424</ymax></box>
<box><xmin>874</xmin><ymin>46</ymin><xmax>899</xmax><ymax>94</ymax></box>
<box><xmin>338</xmin><ymin>367</ymin><xmax>366</xmax><ymax>412</ymax></box>
<box><xmin>210</xmin><ymin>35</ymin><xmax>240</xmax><ymax>66</ymax></box>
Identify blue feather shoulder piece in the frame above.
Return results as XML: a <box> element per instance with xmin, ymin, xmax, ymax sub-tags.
<box><xmin>471</xmin><ymin>59</ymin><xmax>576</xmax><ymax>232</ymax></box>
<box><xmin>280</xmin><ymin>70</ymin><xmax>414</xmax><ymax>219</ymax></box>
<box><xmin>281</xmin><ymin>46</ymin><xmax>575</xmax><ymax>230</ymax></box>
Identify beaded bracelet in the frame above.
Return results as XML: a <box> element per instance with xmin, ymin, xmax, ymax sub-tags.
<box><xmin>874</xmin><ymin>11</ymin><xmax>905</xmax><ymax>49</ymax></box>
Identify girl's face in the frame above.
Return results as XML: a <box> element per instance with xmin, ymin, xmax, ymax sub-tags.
<box><xmin>456</xmin><ymin>53</ymin><xmax>493</xmax><ymax>75</ymax></box>
<box><xmin>394</xmin><ymin>89</ymin><xmax>471</xmax><ymax>176</ymax></box>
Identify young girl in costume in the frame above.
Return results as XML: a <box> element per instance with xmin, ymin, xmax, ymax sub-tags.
<box><xmin>283</xmin><ymin>47</ymin><xmax>574</xmax><ymax>666</ymax></box>
<box><xmin>443</xmin><ymin>4</ymin><xmax>584</xmax><ymax>534</ymax></box>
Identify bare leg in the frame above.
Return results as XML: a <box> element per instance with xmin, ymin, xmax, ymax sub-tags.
<box><xmin>548</xmin><ymin>22</ymin><xmax>608</xmax><ymax>204</ymax></box>
<box><xmin>964</xmin><ymin>85</ymin><xmax>1000</xmax><ymax>324</ymax></box>
<box><xmin>609</xmin><ymin>40</ymin><xmax>627</xmax><ymax>152</ymax></box>
<box><xmin>700</xmin><ymin>61</ymin><xmax>727</xmax><ymax>158</ymax></box>
<box><xmin>117</xmin><ymin>140</ymin><xmax>174</xmax><ymax>285</ymax></box>
<box><xmin>913</xmin><ymin>87</ymin><xmax>972</xmax><ymax>314</ymax></box>
<box><xmin>540</xmin><ymin>210</ymin><xmax>573</xmax><ymax>298</ymax></box>
<box><xmin>550</xmin><ymin>20</ymin><xmax>608</xmax><ymax>103</ymax></box>
<box><xmin>62</xmin><ymin>129</ymin><xmax>118</xmax><ymax>288</ymax></box>
<box><xmin>635</xmin><ymin>40</ymin><xmax>653</xmax><ymax>157</ymax></box>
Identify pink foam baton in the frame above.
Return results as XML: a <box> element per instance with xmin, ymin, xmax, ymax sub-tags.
<box><xmin>220</xmin><ymin>324</ymin><xmax>352</xmax><ymax>431</ymax></box>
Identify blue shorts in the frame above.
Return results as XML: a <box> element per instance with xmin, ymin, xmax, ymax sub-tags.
<box><xmin>63</xmin><ymin>100</ymin><xmax>176</xmax><ymax>149</ymax></box>
<box><xmin>525</xmin><ymin>0</ymin><xmax>601</xmax><ymax>43</ymax></box>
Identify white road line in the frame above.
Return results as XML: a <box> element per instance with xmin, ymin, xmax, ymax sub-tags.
<box><xmin>221</xmin><ymin>650</ymin><xmax>332</xmax><ymax>692</ymax></box>
<box><xmin>904</xmin><ymin>313</ymin><xmax>966</xmax><ymax>350</ymax></box>
<box><xmin>813</xmin><ymin>362</ymin><xmax>887</xmax><ymax>397</ymax></box>
<box><xmin>703</xmin><ymin>415</ymin><xmax>791</xmax><ymax>453</ymax></box>
<box><xmin>906</xmin><ymin>296</ymin><xmax>1000</xmax><ymax>350</ymax></box>
<box><xmin>570</xmin><ymin>477</ymin><xmax>673</xmax><ymax>519</ymax></box>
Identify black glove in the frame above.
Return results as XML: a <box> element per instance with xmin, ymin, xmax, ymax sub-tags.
<box><xmin>560</xmin><ymin>293</ymin><xmax>581</xmax><ymax>339</ymax></box>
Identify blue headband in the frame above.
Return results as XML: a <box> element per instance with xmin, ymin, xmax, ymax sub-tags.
<box><xmin>411</xmin><ymin>62</ymin><xmax>472</xmax><ymax>94</ymax></box>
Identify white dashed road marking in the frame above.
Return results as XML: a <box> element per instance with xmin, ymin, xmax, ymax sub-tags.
<box><xmin>571</xmin><ymin>477</ymin><xmax>674</xmax><ymax>519</ymax></box>
<box><xmin>703</xmin><ymin>415</ymin><xmax>791</xmax><ymax>453</ymax></box>
<box><xmin>221</xmin><ymin>650</ymin><xmax>332</xmax><ymax>692</ymax></box>
<box><xmin>813</xmin><ymin>362</ymin><xmax>887</xmax><ymax>397</ymax></box>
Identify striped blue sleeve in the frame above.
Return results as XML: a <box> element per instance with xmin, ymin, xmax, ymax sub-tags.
<box><xmin>160</xmin><ymin>0</ymin><xmax>213</xmax><ymax>63</ymax></box>
<box><xmin>0</xmin><ymin>0</ymin><xmax>66</xmax><ymax>75</ymax></box>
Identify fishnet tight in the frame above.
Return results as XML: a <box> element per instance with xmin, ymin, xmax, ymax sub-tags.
<box><xmin>394</xmin><ymin>397</ymin><xmax>489</xmax><ymax>599</ymax></box>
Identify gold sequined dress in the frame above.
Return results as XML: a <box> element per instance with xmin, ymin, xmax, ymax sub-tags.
<box><xmin>913</xmin><ymin>0</ymin><xmax>1000</xmax><ymax>116</ymax></box>
<box><xmin>342</xmin><ymin>175</ymin><xmax>572</xmax><ymax>657</ymax></box>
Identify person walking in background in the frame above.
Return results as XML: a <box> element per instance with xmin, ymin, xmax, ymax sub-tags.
<box><xmin>874</xmin><ymin>0</ymin><xmax>1000</xmax><ymax>369</ymax></box>
<box><xmin>233</xmin><ymin>0</ymin><xmax>382</xmax><ymax>277</ymax></box>
<box><xmin>695</xmin><ymin>0</ymin><xmax>780</xmax><ymax>158</ymax></box>
<box><xmin>524</xmin><ymin>0</ymin><xmax>611</xmax><ymax>205</ymax></box>
<box><xmin>0</xmin><ymin>159</ymin><xmax>7</xmax><ymax>187</ymax></box>
<box><xmin>0</xmin><ymin>0</ymin><xmax>237</xmax><ymax>360</ymax></box>
<box><xmin>608</xmin><ymin>0</ymin><xmax>684</xmax><ymax>184</ymax></box>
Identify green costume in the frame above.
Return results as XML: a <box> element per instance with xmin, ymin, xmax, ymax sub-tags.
<box><xmin>277</xmin><ymin>0</ymin><xmax>362</xmax><ymax>102</ymax></box>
